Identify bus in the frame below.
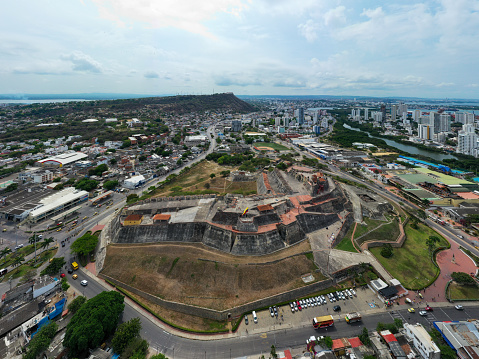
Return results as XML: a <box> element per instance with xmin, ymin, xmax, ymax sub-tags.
<box><xmin>312</xmin><ymin>315</ymin><xmax>334</xmax><ymax>329</ymax></box>
<box><xmin>345</xmin><ymin>312</ymin><xmax>362</xmax><ymax>323</ymax></box>
<box><xmin>71</xmin><ymin>262</ymin><xmax>79</xmax><ymax>270</ymax></box>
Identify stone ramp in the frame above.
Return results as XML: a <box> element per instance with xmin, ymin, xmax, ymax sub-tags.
<box><xmin>340</xmin><ymin>184</ymin><xmax>363</xmax><ymax>223</ymax></box>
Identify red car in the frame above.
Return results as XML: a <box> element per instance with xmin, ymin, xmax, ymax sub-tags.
<box><xmin>60</xmin><ymin>273</ymin><xmax>66</xmax><ymax>278</ymax></box>
<box><xmin>296</xmin><ymin>300</ymin><xmax>302</xmax><ymax>311</ymax></box>
<box><xmin>425</xmin><ymin>306</ymin><xmax>433</xmax><ymax>311</ymax></box>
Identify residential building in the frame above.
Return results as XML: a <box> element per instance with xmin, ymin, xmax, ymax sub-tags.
<box><xmin>440</xmin><ymin>113</ymin><xmax>451</xmax><ymax>132</ymax></box>
<box><xmin>364</xmin><ymin>108</ymin><xmax>369</xmax><ymax>120</ymax></box>
<box><xmin>457</xmin><ymin>124</ymin><xmax>478</xmax><ymax>156</ymax></box>
<box><xmin>391</xmin><ymin>105</ymin><xmax>397</xmax><ymax>120</ymax></box>
<box><xmin>418</xmin><ymin>124</ymin><xmax>434</xmax><ymax>140</ymax></box>
<box><xmin>404</xmin><ymin>323</ymin><xmax>440</xmax><ymax>359</ymax></box>
<box><xmin>295</xmin><ymin>108</ymin><xmax>304</xmax><ymax>125</ymax></box>
<box><xmin>231</xmin><ymin>120</ymin><xmax>242</xmax><ymax>132</ymax></box>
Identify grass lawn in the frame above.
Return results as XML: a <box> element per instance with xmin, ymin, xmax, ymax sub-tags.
<box><xmin>254</xmin><ymin>142</ymin><xmax>289</xmax><ymax>151</ymax></box>
<box><xmin>449</xmin><ymin>282</ymin><xmax>479</xmax><ymax>300</ymax></box>
<box><xmin>370</xmin><ymin>223</ymin><xmax>448</xmax><ymax>290</ymax></box>
<box><xmin>335</xmin><ymin>236</ymin><xmax>358</xmax><ymax>253</ymax></box>
<box><xmin>354</xmin><ymin>218</ymin><xmax>384</xmax><ymax>239</ymax></box>
<box><xmin>0</xmin><ymin>244</ymin><xmax>39</xmax><ymax>269</ymax></box>
<box><xmin>357</xmin><ymin>219</ymin><xmax>400</xmax><ymax>246</ymax></box>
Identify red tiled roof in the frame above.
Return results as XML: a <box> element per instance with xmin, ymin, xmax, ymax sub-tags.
<box><xmin>125</xmin><ymin>214</ymin><xmax>143</xmax><ymax>221</ymax></box>
<box><xmin>257</xmin><ymin>204</ymin><xmax>274</xmax><ymax>211</ymax></box>
<box><xmin>382</xmin><ymin>333</ymin><xmax>397</xmax><ymax>343</ymax></box>
<box><xmin>153</xmin><ymin>214</ymin><xmax>171</xmax><ymax>221</ymax></box>
<box><xmin>348</xmin><ymin>337</ymin><xmax>362</xmax><ymax>348</ymax></box>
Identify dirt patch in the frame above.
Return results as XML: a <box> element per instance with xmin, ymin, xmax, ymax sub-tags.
<box><xmin>153</xmin><ymin>161</ymin><xmax>256</xmax><ymax>196</ymax></box>
<box><xmin>101</xmin><ymin>241</ymin><xmax>321</xmax><ymax>310</ymax></box>
<box><xmin>125</xmin><ymin>289</ymin><xmax>233</xmax><ymax>332</ymax></box>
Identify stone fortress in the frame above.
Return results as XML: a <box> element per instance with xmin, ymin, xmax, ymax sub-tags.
<box><xmin>106</xmin><ymin>165</ymin><xmax>392</xmax><ymax>261</ymax></box>
<box><xmin>108</xmin><ymin>167</ymin><xmax>353</xmax><ymax>256</ymax></box>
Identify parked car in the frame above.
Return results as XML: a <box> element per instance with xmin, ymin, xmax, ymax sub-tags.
<box><xmin>60</xmin><ymin>273</ymin><xmax>65</xmax><ymax>278</ymax></box>
<box><xmin>244</xmin><ymin>315</ymin><xmax>249</xmax><ymax>325</ymax></box>
<box><xmin>269</xmin><ymin>307</ymin><xmax>274</xmax><ymax>317</ymax></box>
<box><xmin>333</xmin><ymin>305</ymin><xmax>341</xmax><ymax>312</ymax></box>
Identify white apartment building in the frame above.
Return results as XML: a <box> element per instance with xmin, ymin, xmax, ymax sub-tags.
<box><xmin>457</xmin><ymin>124</ymin><xmax>478</xmax><ymax>156</ymax></box>
<box><xmin>418</xmin><ymin>124</ymin><xmax>434</xmax><ymax>140</ymax></box>
<box><xmin>404</xmin><ymin>323</ymin><xmax>440</xmax><ymax>359</ymax></box>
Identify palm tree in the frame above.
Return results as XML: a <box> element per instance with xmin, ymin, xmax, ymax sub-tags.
<box><xmin>41</xmin><ymin>237</ymin><xmax>55</xmax><ymax>250</ymax></box>
<box><xmin>12</xmin><ymin>255</ymin><xmax>25</xmax><ymax>268</ymax></box>
<box><xmin>0</xmin><ymin>247</ymin><xmax>10</xmax><ymax>265</ymax></box>
<box><xmin>28</xmin><ymin>234</ymin><xmax>41</xmax><ymax>245</ymax></box>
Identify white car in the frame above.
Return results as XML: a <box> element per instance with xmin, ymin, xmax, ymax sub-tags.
<box><xmin>80</xmin><ymin>280</ymin><xmax>88</xmax><ymax>286</ymax></box>
<box><xmin>350</xmin><ymin>289</ymin><xmax>356</xmax><ymax>296</ymax></box>
<box><xmin>419</xmin><ymin>311</ymin><xmax>427</xmax><ymax>316</ymax></box>
<box><xmin>455</xmin><ymin>305</ymin><xmax>464</xmax><ymax>310</ymax></box>
<box><xmin>290</xmin><ymin>302</ymin><xmax>295</xmax><ymax>312</ymax></box>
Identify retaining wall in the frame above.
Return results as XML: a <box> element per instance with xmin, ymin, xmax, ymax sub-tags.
<box><xmin>100</xmin><ymin>273</ymin><xmax>333</xmax><ymax>321</ymax></box>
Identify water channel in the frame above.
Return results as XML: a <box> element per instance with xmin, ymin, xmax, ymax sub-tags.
<box><xmin>343</xmin><ymin>123</ymin><xmax>459</xmax><ymax>162</ymax></box>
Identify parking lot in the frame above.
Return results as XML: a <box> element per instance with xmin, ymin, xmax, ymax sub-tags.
<box><xmin>242</xmin><ymin>285</ymin><xmax>385</xmax><ymax>333</ymax></box>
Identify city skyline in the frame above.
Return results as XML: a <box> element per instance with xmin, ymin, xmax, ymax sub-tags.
<box><xmin>2</xmin><ymin>0</ymin><xmax>479</xmax><ymax>98</ymax></box>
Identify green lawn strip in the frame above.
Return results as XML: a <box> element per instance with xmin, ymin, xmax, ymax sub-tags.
<box><xmin>0</xmin><ymin>244</ymin><xmax>45</xmax><ymax>269</ymax></box>
<box><xmin>449</xmin><ymin>282</ymin><xmax>479</xmax><ymax>300</ymax></box>
<box><xmin>254</xmin><ymin>142</ymin><xmax>289</xmax><ymax>151</ymax></box>
<box><xmin>357</xmin><ymin>219</ymin><xmax>400</xmax><ymax>246</ymax></box>
<box><xmin>353</xmin><ymin>217</ymin><xmax>384</xmax><ymax>239</ymax></box>
<box><xmin>370</xmin><ymin>223</ymin><xmax>448</xmax><ymax>290</ymax></box>
<box><xmin>335</xmin><ymin>236</ymin><xmax>358</xmax><ymax>253</ymax></box>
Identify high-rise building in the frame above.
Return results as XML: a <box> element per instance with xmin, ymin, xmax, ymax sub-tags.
<box><xmin>429</xmin><ymin>112</ymin><xmax>441</xmax><ymax>134</ymax></box>
<box><xmin>313</xmin><ymin>126</ymin><xmax>321</xmax><ymax>135</ymax></box>
<box><xmin>457</xmin><ymin>124</ymin><xmax>478</xmax><ymax>156</ymax></box>
<box><xmin>439</xmin><ymin>113</ymin><xmax>451</xmax><ymax>132</ymax></box>
<box><xmin>364</xmin><ymin>108</ymin><xmax>369</xmax><ymax>120</ymax></box>
<box><xmin>398</xmin><ymin>103</ymin><xmax>408</xmax><ymax>118</ymax></box>
<box><xmin>455</xmin><ymin>112</ymin><xmax>466</xmax><ymax>124</ymax></box>
<box><xmin>313</xmin><ymin>111</ymin><xmax>319</xmax><ymax>124</ymax></box>
<box><xmin>372</xmin><ymin>111</ymin><xmax>382</xmax><ymax>122</ymax></box>
<box><xmin>295</xmin><ymin>108</ymin><xmax>304</xmax><ymax>125</ymax></box>
<box><xmin>465</xmin><ymin>112</ymin><xmax>475</xmax><ymax>125</ymax></box>
<box><xmin>418</xmin><ymin>124</ymin><xmax>434</xmax><ymax>140</ymax></box>
<box><xmin>413</xmin><ymin>110</ymin><xmax>421</xmax><ymax>121</ymax></box>
<box><xmin>391</xmin><ymin>105</ymin><xmax>398</xmax><ymax>120</ymax></box>
<box><xmin>380</xmin><ymin>104</ymin><xmax>386</xmax><ymax>121</ymax></box>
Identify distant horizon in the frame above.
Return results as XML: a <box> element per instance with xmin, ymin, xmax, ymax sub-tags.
<box><xmin>1</xmin><ymin>92</ymin><xmax>479</xmax><ymax>103</ymax></box>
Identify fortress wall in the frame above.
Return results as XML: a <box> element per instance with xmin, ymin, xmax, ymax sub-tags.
<box><xmin>100</xmin><ymin>273</ymin><xmax>333</xmax><ymax>321</ymax></box>
<box><xmin>268</xmin><ymin>169</ymin><xmax>293</xmax><ymax>195</ymax></box>
<box><xmin>230</xmin><ymin>231</ymin><xmax>285</xmax><ymax>255</ymax></box>
<box><xmin>211</xmin><ymin>211</ymin><xmax>240</xmax><ymax>226</ymax></box>
<box><xmin>256</xmin><ymin>172</ymin><xmax>268</xmax><ymax>195</ymax></box>
<box><xmin>115</xmin><ymin>222</ymin><xmax>205</xmax><ymax>244</ymax></box>
<box><xmin>277</xmin><ymin>221</ymin><xmax>305</xmax><ymax>245</ymax></box>
<box><xmin>253</xmin><ymin>213</ymin><xmax>281</xmax><ymax>226</ymax></box>
<box><xmin>295</xmin><ymin>213</ymin><xmax>339</xmax><ymax>234</ymax></box>
<box><xmin>306</xmin><ymin>197</ymin><xmax>347</xmax><ymax>213</ymax></box>
<box><xmin>202</xmin><ymin>225</ymin><xmax>234</xmax><ymax>252</ymax></box>
<box><xmin>332</xmin><ymin>212</ymin><xmax>354</xmax><ymax>247</ymax></box>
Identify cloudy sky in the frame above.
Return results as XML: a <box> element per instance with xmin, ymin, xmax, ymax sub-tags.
<box><xmin>1</xmin><ymin>0</ymin><xmax>479</xmax><ymax>98</ymax></box>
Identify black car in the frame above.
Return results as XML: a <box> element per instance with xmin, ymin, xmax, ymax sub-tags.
<box><xmin>61</xmin><ymin>241</ymin><xmax>65</xmax><ymax>247</ymax></box>
<box><xmin>333</xmin><ymin>305</ymin><xmax>341</xmax><ymax>312</ymax></box>
<box><xmin>244</xmin><ymin>315</ymin><xmax>249</xmax><ymax>325</ymax></box>
<box><xmin>67</xmin><ymin>268</ymin><xmax>74</xmax><ymax>274</ymax></box>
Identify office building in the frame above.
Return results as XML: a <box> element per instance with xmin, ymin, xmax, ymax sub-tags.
<box><xmin>295</xmin><ymin>108</ymin><xmax>305</xmax><ymax>125</ymax></box>
<box><xmin>364</xmin><ymin>108</ymin><xmax>369</xmax><ymax>120</ymax></box>
<box><xmin>380</xmin><ymin>104</ymin><xmax>387</xmax><ymax>121</ymax></box>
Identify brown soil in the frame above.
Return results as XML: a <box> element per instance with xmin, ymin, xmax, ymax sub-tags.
<box><xmin>125</xmin><ymin>289</ymin><xmax>234</xmax><ymax>332</ymax></box>
<box><xmin>152</xmin><ymin>161</ymin><xmax>256</xmax><ymax>196</ymax></box>
<box><xmin>101</xmin><ymin>241</ymin><xmax>323</xmax><ymax>310</ymax></box>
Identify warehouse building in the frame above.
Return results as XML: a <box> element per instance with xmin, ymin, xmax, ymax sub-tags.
<box><xmin>27</xmin><ymin>187</ymin><xmax>89</xmax><ymax>223</ymax></box>
<box><xmin>36</xmin><ymin>151</ymin><xmax>88</xmax><ymax>167</ymax></box>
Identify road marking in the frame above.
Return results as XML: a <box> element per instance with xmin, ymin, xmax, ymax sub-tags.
<box><xmin>260</xmin><ymin>333</ymin><xmax>267</xmax><ymax>338</ymax></box>
<box><xmin>439</xmin><ymin>308</ymin><xmax>453</xmax><ymax>321</ymax></box>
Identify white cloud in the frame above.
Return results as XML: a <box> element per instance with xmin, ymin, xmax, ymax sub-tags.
<box><xmin>144</xmin><ymin>71</ymin><xmax>159</xmax><ymax>79</ymax></box>
<box><xmin>298</xmin><ymin>19</ymin><xmax>320</xmax><ymax>42</ymax></box>
<box><xmin>323</xmin><ymin>6</ymin><xmax>346</xmax><ymax>27</ymax></box>
<box><xmin>92</xmin><ymin>0</ymin><xmax>248</xmax><ymax>38</ymax></box>
<box><xmin>61</xmin><ymin>51</ymin><xmax>103</xmax><ymax>73</ymax></box>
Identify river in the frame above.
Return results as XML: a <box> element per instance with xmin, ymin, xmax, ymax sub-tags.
<box><xmin>343</xmin><ymin>123</ymin><xmax>458</xmax><ymax>161</ymax></box>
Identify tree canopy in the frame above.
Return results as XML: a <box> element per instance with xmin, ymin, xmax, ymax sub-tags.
<box><xmin>23</xmin><ymin>322</ymin><xmax>58</xmax><ymax>359</ymax></box>
<box><xmin>75</xmin><ymin>178</ymin><xmax>99</xmax><ymax>191</ymax></box>
<box><xmin>67</xmin><ymin>296</ymin><xmax>87</xmax><ymax>314</ymax></box>
<box><xmin>103</xmin><ymin>180</ymin><xmax>119</xmax><ymax>190</ymax></box>
<box><xmin>41</xmin><ymin>257</ymin><xmax>66</xmax><ymax>276</ymax></box>
<box><xmin>451</xmin><ymin>272</ymin><xmax>476</xmax><ymax>286</ymax></box>
<box><xmin>64</xmin><ymin>291</ymin><xmax>125</xmax><ymax>357</ymax></box>
<box><xmin>112</xmin><ymin>317</ymin><xmax>142</xmax><ymax>355</ymax></box>
<box><xmin>88</xmin><ymin>163</ymin><xmax>108</xmax><ymax>177</ymax></box>
<box><xmin>70</xmin><ymin>233</ymin><xmax>99</xmax><ymax>256</ymax></box>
